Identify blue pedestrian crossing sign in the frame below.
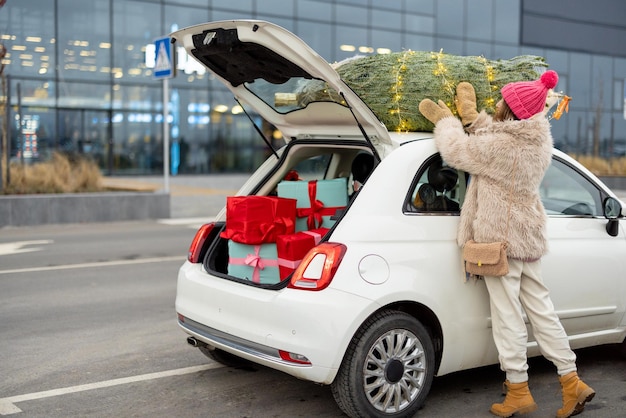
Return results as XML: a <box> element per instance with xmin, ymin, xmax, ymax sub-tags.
<box><xmin>154</xmin><ymin>37</ymin><xmax>175</xmax><ymax>79</ymax></box>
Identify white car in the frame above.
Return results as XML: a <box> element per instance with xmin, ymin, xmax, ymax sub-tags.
<box><xmin>171</xmin><ymin>20</ymin><xmax>626</xmax><ymax>418</ymax></box>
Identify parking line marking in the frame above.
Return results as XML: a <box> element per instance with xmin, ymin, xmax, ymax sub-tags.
<box><xmin>0</xmin><ymin>364</ymin><xmax>222</xmax><ymax>415</ymax></box>
<box><xmin>0</xmin><ymin>240</ymin><xmax>54</xmax><ymax>256</ymax></box>
<box><xmin>0</xmin><ymin>255</ymin><xmax>185</xmax><ymax>275</ymax></box>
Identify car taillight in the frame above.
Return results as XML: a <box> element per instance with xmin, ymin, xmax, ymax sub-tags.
<box><xmin>187</xmin><ymin>223</ymin><xmax>215</xmax><ymax>263</ymax></box>
<box><xmin>288</xmin><ymin>242</ymin><xmax>346</xmax><ymax>291</ymax></box>
<box><xmin>278</xmin><ymin>350</ymin><xmax>311</xmax><ymax>365</ymax></box>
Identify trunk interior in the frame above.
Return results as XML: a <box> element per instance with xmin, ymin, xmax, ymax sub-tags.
<box><xmin>201</xmin><ymin>141</ymin><xmax>376</xmax><ymax>286</ymax></box>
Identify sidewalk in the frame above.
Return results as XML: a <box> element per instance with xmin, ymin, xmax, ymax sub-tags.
<box><xmin>101</xmin><ymin>174</ymin><xmax>250</xmax><ymax>218</ymax></box>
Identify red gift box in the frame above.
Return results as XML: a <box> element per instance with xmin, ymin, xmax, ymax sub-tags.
<box><xmin>220</xmin><ymin>196</ymin><xmax>297</xmax><ymax>245</ymax></box>
<box><xmin>276</xmin><ymin>228</ymin><xmax>329</xmax><ymax>279</ymax></box>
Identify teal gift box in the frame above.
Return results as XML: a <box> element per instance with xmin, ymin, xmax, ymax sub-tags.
<box><xmin>228</xmin><ymin>241</ymin><xmax>280</xmax><ymax>284</ymax></box>
<box><xmin>277</xmin><ymin>178</ymin><xmax>348</xmax><ymax>231</ymax></box>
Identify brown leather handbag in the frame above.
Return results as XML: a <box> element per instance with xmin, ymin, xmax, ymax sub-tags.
<box><xmin>463</xmin><ymin>240</ymin><xmax>509</xmax><ymax>276</ymax></box>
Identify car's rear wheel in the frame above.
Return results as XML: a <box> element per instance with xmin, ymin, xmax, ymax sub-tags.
<box><xmin>198</xmin><ymin>345</ymin><xmax>252</xmax><ymax>368</ymax></box>
<box><xmin>331</xmin><ymin>310</ymin><xmax>435</xmax><ymax>418</ymax></box>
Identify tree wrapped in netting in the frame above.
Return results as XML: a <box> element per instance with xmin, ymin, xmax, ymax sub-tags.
<box><xmin>298</xmin><ymin>51</ymin><xmax>548</xmax><ymax>132</ymax></box>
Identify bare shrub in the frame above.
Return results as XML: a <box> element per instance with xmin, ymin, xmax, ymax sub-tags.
<box><xmin>3</xmin><ymin>152</ymin><xmax>103</xmax><ymax>194</ymax></box>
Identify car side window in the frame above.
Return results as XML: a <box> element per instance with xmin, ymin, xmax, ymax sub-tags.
<box><xmin>540</xmin><ymin>157</ymin><xmax>602</xmax><ymax>216</ymax></box>
<box><xmin>406</xmin><ymin>154</ymin><xmax>462</xmax><ymax>213</ymax></box>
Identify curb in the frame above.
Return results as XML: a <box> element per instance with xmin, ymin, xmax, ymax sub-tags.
<box><xmin>0</xmin><ymin>191</ymin><xmax>170</xmax><ymax>227</ymax></box>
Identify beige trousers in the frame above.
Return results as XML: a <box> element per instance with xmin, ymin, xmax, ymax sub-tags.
<box><xmin>484</xmin><ymin>258</ymin><xmax>577</xmax><ymax>383</ymax></box>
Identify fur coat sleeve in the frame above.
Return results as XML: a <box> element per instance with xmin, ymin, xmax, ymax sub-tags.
<box><xmin>433</xmin><ymin>112</ymin><xmax>553</xmax><ymax>260</ymax></box>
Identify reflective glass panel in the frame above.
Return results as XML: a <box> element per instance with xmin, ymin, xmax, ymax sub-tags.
<box><xmin>57</xmin><ymin>0</ymin><xmax>111</xmax><ymax>81</ymax></box>
<box><xmin>113</xmin><ymin>0</ymin><xmax>162</xmax><ymax>84</ymax></box>
<box><xmin>371</xmin><ymin>9</ymin><xmax>402</xmax><ymax>30</ymax></box>
<box><xmin>467</xmin><ymin>0</ymin><xmax>493</xmax><ymax>41</ymax></box>
<box><xmin>405</xmin><ymin>14</ymin><xmax>435</xmax><ymax>34</ymax></box>
<box><xmin>112</xmin><ymin>84</ymin><xmax>161</xmax><ymax>111</ymax></box>
<box><xmin>541</xmin><ymin>158</ymin><xmax>601</xmax><ymax>216</ymax></box>
<box><xmin>336</xmin><ymin>4</ymin><xmax>367</xmax><ymax>25</ymax></box>
<box><xmin>260</xmin><ymin>0</ymin><xmax>294</xmax><ymax>17</ymax></box>
<box><xmin>0</xmin><ymin>0</ymin><xmax>55</xmax><ymax>79</ymax></box>
<box><xmin>245</xmin><ymin>78</ymin><xmax>345</xmax><ymax>114</ymax></box>
<box><xmin>495</xmin><ymin>0</ymin><xmax>520</xmax><ymax>43</ymax></box>
<box><xmin>213</xmin><ymin>0</ymin><xmax>253</xmax><ymax>13</ymax></box>
<box><xmin>336</xmin><ymin>26</ymin><xmax>368</xmax><ymax>61</ymax></box>
<box><xmin>58</xmin><ymin>81</ymin><xmax>111</xmax><ymax>109</ymax></box>
<box><xmin>298</xmin><ymin>21</ymin><xmax>333</xmax><ymax>61</ymax></box>
<box><xmin>405</xmin><ymin>0</ymin><xmax>435</xmax><ymax>14</ymax></box>
<box><xmin>297</xmin><ymin>0</ymin><xmax>332</xmax><ymax>22</ymax></box>
<box><xmin>435</xmin><ymin>0</ymin><xmax>463</xmax><ymax>37</ymax></box>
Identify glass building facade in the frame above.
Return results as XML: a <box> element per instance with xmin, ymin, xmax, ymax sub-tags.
<box><xmin>1</xmin><ymin>0</ymin><xmax>625</xmax><ymax>175</ymax></box>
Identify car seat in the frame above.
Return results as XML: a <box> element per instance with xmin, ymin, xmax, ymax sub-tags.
<box><xmin>426</xmin><ymin>159</ymin><xmax>460</xmax><ymax>211</ymax></box>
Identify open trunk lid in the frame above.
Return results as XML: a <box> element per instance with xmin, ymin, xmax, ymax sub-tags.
<box><xmin>170</xmin><ymin>20</ymin><xmax>392</xmax><ymax>149</ymax></box>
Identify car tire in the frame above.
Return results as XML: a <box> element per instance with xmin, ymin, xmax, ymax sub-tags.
<box><xmin>198</xmin><ymin>345</ymin><xmax>253</xmax><ymax>368</ymax></box>
<box><xmin>331</xmin><ymin>310</ymin><xmax>435</xmax><ymax>418</ymax></box>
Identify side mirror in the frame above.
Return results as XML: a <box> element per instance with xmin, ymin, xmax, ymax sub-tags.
<box><xmin>603</xmin><ymin>197</ymin><xmax>622</xmax><ymax>237</ymax></box>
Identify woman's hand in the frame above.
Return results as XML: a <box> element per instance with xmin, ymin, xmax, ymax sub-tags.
<box><xmin>455</xmin><ymin>82</ymin><xmax>479</xmax><ymax>126</ymax></box>
<box><xmin>418</xmin><ymin>99</ymin><xmax>454</xmax><ymax>124</ymax></box>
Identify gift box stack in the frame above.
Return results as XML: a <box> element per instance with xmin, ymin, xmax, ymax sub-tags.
<box><xmin>221</xmin><ymin>178</ymin><xmax>348</xmax><ymax>284</ymax></box>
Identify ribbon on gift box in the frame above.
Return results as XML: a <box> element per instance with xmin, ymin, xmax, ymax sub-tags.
<box><xmin>229</xmin><ymin>244</ymin><xmax>279</xmax><ymax>283</ymax></box>
<box><xmin>296</xmin><ymin>181</ymin><xmax>343</xmax><ymax>230</ymax></box>
<box><xmin>276</xmin><ymin>228</ymin><xmax>328</xmax><ymax>279</ymax></box>
<box><xmin>220</xmin><ymin>196</ymin><xmax>297</xmax><ymax>244</ymax></box>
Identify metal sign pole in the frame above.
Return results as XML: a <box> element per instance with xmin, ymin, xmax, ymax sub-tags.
<box><xmin>154</xmin><ymin>36</ymin><xmax>175</xmax><ymax>193</ymax></box>
<box><xmin>17</xmin><ymin>82</ymin><xmax>23</xmax><ymax>165</ymax></box>
<box><xmin>163</xmin><ymin>77</ymin><xmax>170</xmax><ymax>193</ymax></box>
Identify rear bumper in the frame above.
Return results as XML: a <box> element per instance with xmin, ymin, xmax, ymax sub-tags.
<box><xmin>179</xmin><ymin>314</ymin><xmax>305</xmax><ymax>366</ymax></box>
<box><xmin>175</xmin><ymin>261</ymin><xmax>375</xmax><ymax>384</ymax></box>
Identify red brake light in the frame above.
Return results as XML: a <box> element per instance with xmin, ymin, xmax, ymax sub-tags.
<box><xmin>278</xmin><ymin>350</ymin><xmax>311</xmax><ymax>365</ymax></box>
<box><xmin>187</xmin><ymin>223</ymin><xmax>215</xmax><ymax>263</ymax></box>
<box><xmin>288</xmin><ymin>242</ymin><xmax>346</xmax><ymax>291</ymax></box>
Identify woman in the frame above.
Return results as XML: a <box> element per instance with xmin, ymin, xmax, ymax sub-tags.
<box><xmin>418</xmin><ymin>71</ymin><xmax>595</xmax><ymax>418</ymax></box>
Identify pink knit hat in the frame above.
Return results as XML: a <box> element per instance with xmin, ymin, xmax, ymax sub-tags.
<box><xmin>501</xmin><ymin>70</ymin><xmax>559</xmax><ymax>120</ymax></box>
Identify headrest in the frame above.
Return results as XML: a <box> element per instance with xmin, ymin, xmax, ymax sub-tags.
<box><xmin>428</xmin><ymin>159</ymin><xmax>458</xmax><ymax>192</ymax></box>
<box><xmin>351</xmin><ymin>153</ymin><xmax>375</xmax><ymax>183</ymax></box>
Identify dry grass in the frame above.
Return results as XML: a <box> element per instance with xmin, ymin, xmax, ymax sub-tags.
<box><xmin>2</xmin><ymin>152</ymin><xmax>104</xmax><ymax>194</ymax></box>
<box><xmin>571</xmin><ymin>155</ymin><xmax>626</xmax><ymax>177</ymax></box>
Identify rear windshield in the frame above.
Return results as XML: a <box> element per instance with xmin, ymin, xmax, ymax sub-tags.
<box><xmin>244</xmin><ymin>77</ymin><xmax>347</xmax><ymax>114</ymax></box>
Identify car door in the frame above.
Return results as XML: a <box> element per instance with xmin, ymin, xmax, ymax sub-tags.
<box><xmin>402</xmin><ymin>149</ymin><xmax>626</xmax><ymax>362</ymax></box>
<box><xmin>540</xmin><ymin>155</ymin><xmax>626</xmax><ymax>343</ymax></box>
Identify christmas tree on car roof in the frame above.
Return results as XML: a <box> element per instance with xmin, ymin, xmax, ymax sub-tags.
<box><xmin>296</xmin><ymin>51</ymin><xmax>550</xmax><ymax>132</ymax></box>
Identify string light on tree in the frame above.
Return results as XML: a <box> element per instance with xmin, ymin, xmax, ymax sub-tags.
<box><xmin>301</xmin><ymin>51</ymin><xmax>551</xmax><ymax>131</ymax></box>
<box><xmin>390</xmin><ymin>50</ymin><xmax>413</xmax><ymax>132</ymax></box>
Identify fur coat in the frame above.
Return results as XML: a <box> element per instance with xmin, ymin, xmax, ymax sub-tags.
<box><xmin>434</xmin><ymin>111</ymin><xmax>553</xmax><ymax>260</ymax></box>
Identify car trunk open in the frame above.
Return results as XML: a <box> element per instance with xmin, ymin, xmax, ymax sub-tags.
<box><xmin>171</xmin><ymin>20</ymin><xmax>389</xmax><ymax>286</ymax></box>
<box><xmin>170</xmin><ymin>20</ymin><xmax>391</xmax><ymax>152</ymax></box>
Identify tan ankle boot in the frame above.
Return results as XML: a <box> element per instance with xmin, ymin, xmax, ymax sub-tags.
<box><xmin>556</xmin><ymin>371</ymin><xmax>595</xmax><ymax>418</ymax></box>
<box><xmin>490</xmin><ymin>380</ymin><xmax>538</xmax><ymax>417</ymax></box>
